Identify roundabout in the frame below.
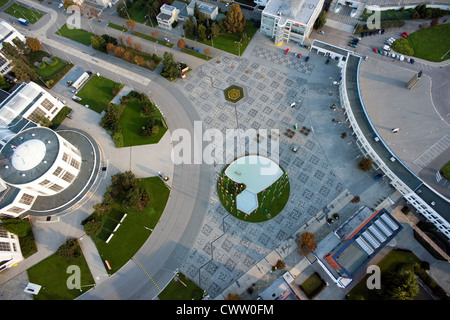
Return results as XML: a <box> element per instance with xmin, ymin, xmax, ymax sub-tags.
<box><xmin>217</xmin><ymin>155</ymin><xmax>290</xmax><ymax>223</ymax></box>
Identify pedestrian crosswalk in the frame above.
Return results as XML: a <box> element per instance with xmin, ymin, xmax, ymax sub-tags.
<box><xmin>414</xmin><ymin>134</ymin><xmax>450</xmax><ymax>169</ymax></box>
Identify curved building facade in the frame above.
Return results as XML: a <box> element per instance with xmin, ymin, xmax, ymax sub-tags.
<box><xmin>0</xmin><ymin>127</ymin><xmax>82</xmax><ymax>217</ymax></box>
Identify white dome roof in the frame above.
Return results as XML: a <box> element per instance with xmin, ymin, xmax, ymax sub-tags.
<box><xmin>11</xmin><ymin>139</ymin><xmax>46</xmax><ymax>171</ymax></box>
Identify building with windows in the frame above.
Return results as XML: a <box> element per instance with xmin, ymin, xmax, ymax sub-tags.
<box><xmin>0</xmin><ymin>224</ymin><xmax>23</xmax><ymax>271</ymax></box>
<box><xmin>260</xmin><ymin>0</ymin><xmax>324</xmax><ymax>45</ymax></box>
<box><xmin>0</xmin><ymin>20</ymin><xmax>26</xmax><ymax>49</ymax></box>
<box><xmin>186</xmin><ymin>0</ymin><xmax>218</xmax><ymax>20</ymax></box>
<box><xmin>322</xmin><ymin>206</ymin><xmax>402</xmax><ymax>287</ymax></box>
<box><xmin>157</xmin><ymin>4</ymin><xmax>180</xmax><ymax>30</ymax></box>
<box><xmin>0</xmin><ymin>126</ymin><xmax>82</xmax><ymax>218</ymax></box>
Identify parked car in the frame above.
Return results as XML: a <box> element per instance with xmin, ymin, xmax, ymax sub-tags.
<box><xmin>349</xmin><ymin>43</ymin><xmax>357</xmax><ymax>48</ymax></box>
<box><xmin>318</xmin><ymin>31</ymin><xmax>325</xmax><ymax>35</ymax></box>
<box><xmin>325</xmin><ymin>59</ymin><xmax>330</xmax><ymax>64</ymax></box>
<box><xmin>383</xmin><ymin>45</ymin><xmax>391</xmax><ymax>51</ymax></box>
<box><xmin>292</xmin><ymin>145</ymin><xmax>298</xmax><ymax>152</ymax></box>
<box><xmin>410</xmin><ymin>58</ymin><xmax>415</xmax><ymax>64</ymax></box>
<box><xmin>373</xmin><ymin>48</ymin><xmax>378</xmax><ymax>53</ymax></box>
<box><xmin>381</xmin><ymin>29</ymin><xmax>385</xmax><ymax>34</ymax></box>
<box><xmin>285</xmin><ymin>48</ymin><xmax>289</xmax><ymax>54</ymax></box>
<box><xmin>378</xmin><ymin>49</ymin><xmax>383</xmax><ymax>55</ymax></box>
<box><xmin>297</xmin><ymin>53</ymin><xmax>301</xmax><ymax>58</ymax></box>
<box><xmin>305</xmin><ymin>56</ymin><xmax>309</xmax><ymax>62</ymax></box>
<box><xmin>354</xmin><ymin>36</ymin><xmax>361</xmax><ymax>41</ymax></box>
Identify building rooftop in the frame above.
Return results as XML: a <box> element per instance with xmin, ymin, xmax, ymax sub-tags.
<box><xmin>188</xmin><ymin>0</ymin><xmax>217</xmax><ymax>15</ymax></box>
<box><xmin>264</xmin><ymin>0</ymin><xmax>322</xmax><ymax>25</ymax></box>
<box><xmin>0</xmin><ymin>127</ymin><xmax>59</xmax><ymax>185</ymax></box>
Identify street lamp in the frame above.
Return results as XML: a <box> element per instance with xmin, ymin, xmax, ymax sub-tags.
<box><xmin>208</xmin><ymin>33</ymin><xmax>214</xmax><ymax>48</ymax></box>
<box><xmin>234</xmin><ymin>39</ymin><xmax>242</xmax><ymax>56</ymax></box>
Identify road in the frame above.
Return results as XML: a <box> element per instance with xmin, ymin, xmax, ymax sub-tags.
<box><xmin>6</xmin><ymin>0</ymin><xmax>213</xmax><ymax>299</ymax></box>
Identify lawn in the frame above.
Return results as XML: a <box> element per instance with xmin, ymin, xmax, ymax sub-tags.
<box><xmin>440</xmin><ymin>161</ymin><xmax>450</xmax><ymax>180</ymax></box>
<box><xmin>158</xmin><ymin>272</ymin><xmax>204</xmax><ymax>300</ymax></box>
<box><xmin>76</xmin><ymin>75</ymin><xmax>121</xmax><ymax>113</ymax></box>
<box><xmin>56</xmin><ymin>24</ymin><xmax>95</xmax><ymax>46</ymax></box>
<box><xmin>118</xmin><ymin>95</ymin><xmax>167</xmax><ymax>147</ymax></box>
<box><xmin>27</xmin><ymin>244</ymin><xmax>95</xmax><ymax>300</ymax></box>
<box><xmin>92</xmin><ymin>177</ymin><xmax>170</xmax><ymax>274</ymax></box>
<box><xmin>346</xmin><ymin>249</ymin><xmax>421</xmax><ymax>300</ymax></box>
<box><xmin>186</xmin><ymin>19</ymin><xmax>258</xmax><ymax>56</ymax></box>
<box><xmin>108</xmin><ymin>22</ymin><xmax>128</xmax><ymax>32</ymax></box>
<box><xmin>132</xmin><ymin>31</ymin><xmax>175</xmax><ymax>48</ymax></box>
<box><xmin>4</xmin><ymin>3</ymin><xmax>43</xmax><ymax>24</ymax></box>
<box><xmin>34</xmin><ymin>54</ymin><xmax>73</xmax><ymax>88</ymax></box>
<box><xmin>405</xmin><ymin>23</ymin><xmax>450</xmax><ymax>62</ymax></box>
<box><xmin>299</xmin><ymin>272</ymin><xmax>326</xmax><ymax>299</ymax></box>
<box><xmin>217</xmin><ymin>167</ymin><xmax>290</xmax><ymax>223</ymax></box>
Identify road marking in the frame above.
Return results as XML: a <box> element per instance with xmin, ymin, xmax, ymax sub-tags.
<box><xmin>414</xmin><ymin>134</ymin><xmax>450</xmax><ymax>169</ymax></box>
<box><xmin>132</xmin><ymin>256</ymin><xmax>161</xmax><ymax>291</ymax></box>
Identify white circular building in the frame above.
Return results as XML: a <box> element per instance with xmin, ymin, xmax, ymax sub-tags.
<box><xmin>0</xmin><ymin>127</ymin><xmax>82</xmax><ymax>217</ymax></box>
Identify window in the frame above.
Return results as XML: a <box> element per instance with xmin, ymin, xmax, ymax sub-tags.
<box><xmin>53</xmin><ymin>167</ymin><xmax>63</xmax><ymax>177</ymax></box>
<box><xmin>70</xmin><ymin>159</ymin><xmax>80</xmax><ymax>170</ymax></box>
<box><xmin>48</xmin><ymin>184</ymin><xmax>63</xmax><ymax>192</ymax></box>
<box><xmin>0</xmin><ymin>241</ymin><xmax>11</xmax><ymax>251</ymax></box>
<box><xmin>41</xmin><ymin>98</ymin><xmax>54</xmax><ymax>111</ymax></box>
<box><xmin>62</xmin><ymin>172</ymin><xmax>75</xmax><ymax>183</ymax></box>
<box><xmin>6</xmin><ymin>206</ymin><xmax>24</xmax><ymax>214</ymax></box>
<box><xmin>39</xmin><ymin>179</ymin><xmax>51</xmax><ymax>186</ymax></box>
<box><xmin>19</xmin><ymin>193</ymin><xmax>35</xmax><ymax>206</ymax></box>
<box><xmin>62</xmin><ymin>153</ymin><xmax>69</xmax><ymax>162</ymax></box>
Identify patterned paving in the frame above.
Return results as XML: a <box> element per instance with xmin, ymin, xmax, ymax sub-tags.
<box><xmin>176</xmin><ymin>45</ymin><xmax>345</xmax><ymax>299</ymax></box>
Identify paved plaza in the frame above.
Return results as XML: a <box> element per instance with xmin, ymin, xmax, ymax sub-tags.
<box><xmin>176</xmin><ymin>41</ymin><xmax>393</xmax><ymax>299</ymax></box>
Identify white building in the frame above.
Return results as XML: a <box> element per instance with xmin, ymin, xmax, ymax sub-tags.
<box><xmin>187</xmin><ymin>0</ymin><xmax>218</xmax><ymax>20</ymax></box>
<box><xmin>0</xmin><ymin>82</ymin><xmax>65</xmax><ymax>144</ymax></box>
<box><xmin>157</xmin><ymin>4</ymin><xmax>180</xmax><ymax>30</ymax></box>
<box><xmin>0</xmin><ymin>224</ymin><xmax>23</xmax><ymax>272</ymax></box>
<box><xmin>0</xmin><ymin>20</ymin><xmax>26</xmax><ymax>49</ymax></box>
<box><xmin>0</xmin><ymin>52</ymin><xmax>13</xmax><ymax>76</ymax></box>
<box><xmin>260</xmin><ymin>0</ymin><xmax>325</xmax><ymax>45</ymax></box>
<box><xmin>0</xmin><ymin>126</ymin><xmax>82</xmax><ymax>218</ymax></box>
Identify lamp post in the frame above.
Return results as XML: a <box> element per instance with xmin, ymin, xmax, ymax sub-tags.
<box><xmin>234</xmin><ymin>39</ymin><xmax>242</xmax><ymax>56</ymax></box>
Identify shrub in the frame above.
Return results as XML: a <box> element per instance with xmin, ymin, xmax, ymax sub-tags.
<box><xmin>358</xmin><ymin>157</ymin><xmax>373</xmax><ymax>171</ymax></box>
<box><xmin>56</xmin><ymin>239</ymin><xmax>81</xmax><ymax>261</ymax></box>
<box><xmin>1</xmin><ymin>218</ymin><xmax>31</xmax><ymax>237</ymax></box>
<box><xmin>84</xmin><ymin>219</ymin><xmax>103</xmax><ymax>237</ymax></box>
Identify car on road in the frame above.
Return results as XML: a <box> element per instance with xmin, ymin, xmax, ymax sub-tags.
<box><xmin>164</xmin><ymin>37</ymin><xmax>170</xmax><ymax>42</ymax></box>
<box><xmin>318</xmin><ymin>31</ymin><xmax>325</xmax><ymax>35</ymax></box>
<box><xmin>158</xmin><ymin>171</ymin><xmax>169</xmax><ymax>181</ymax></box>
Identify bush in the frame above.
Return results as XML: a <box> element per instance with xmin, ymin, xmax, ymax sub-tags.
<box><xmin>56</xmin><ymin>239</ymin><xmax>81</xmax><ymax>261</ymax></box>
<box><xmin>84</xmin><ymin>219</ymin><xmax>103</xmax><ymax>237</ymax></box>
<box><xmin>358</xmin><ymin>157</ymin><xmax>373</xmax><ymax>171</ymax></box>
<box><xmin>392</xmin><ymin>38</ymin><xmax>414</xmax><ymax>56</ymax></box>
<box><xmin>1</xmin><ymin>218</ymin><xmax>31</xmax><ymax>237</ymax></box>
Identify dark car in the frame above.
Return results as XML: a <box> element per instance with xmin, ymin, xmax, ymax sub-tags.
<box><xmin>381</xmin><ymin>29</ymin><xmax>385</xmax><ymax>34</ymax></box>
<box><xmin>305</xmin><ymin>56</ymin><xmax>309</xmax><ymax>62</ymax></box>
<box><xmin>410</xmin><ymin>58</ymin><xmax>415</xmax><ymax>64</ymax></box>
<box><xmin>325</xmin><ymin>59</ymin><xmax>329</xmax><ymax>64</ymax></box>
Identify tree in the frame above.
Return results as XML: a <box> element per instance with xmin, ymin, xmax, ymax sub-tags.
<box><xmin>177</xmin><ymin>38</ymin><xmax>186</xmax><ymax>49</ymax></box>
<box><xmin>210</xmin><ymin>21</ymin><xmax>220</xmax><ymax>39</ymax></box>
<box><xmin>358</xmin><ymin>157</ymin><xmax>373</xmax><ymax>171</ymax></box>
<box><xmin>297</xmin><ymin>232</ymin><xmax>317</xmax><ymax>255</ymax></box>
<box><xmin>314</xmin><ymin>10</ymin><xmax>327</xmax><ymax>30</ymax></box>
<box><xmin>204</xmin><ymin>48</ymin><xmax>211</xmax><ymax>56</ymax></box>
<box><xmin>193</xmin><ymin>2</ymin><xmax>201</xmax><ymax>20</ymax></box>
<box><xmin>56</xmin><ymin>239</ymin><xmax>81</xmax><ymax>261</ymax></box>
<box><xmin>114</xmin><ymin>46</ymin><xmax>125</xmax><ymax>58</ymax></box>
<box><xmin>134</xmin><ymin>42</ymin><xmax>141</xmax><ymax>51</ymax></box>
<box><xmin>126</xmin><ymin>19</ymin><xmax>136</xmax><ymax>31</ymax></box>
<box><xmin>381</xmin><ymin>264</ymin><xmax>419</xmax><ymax>300</ymax></box>
<box><xmin>117</xmin><ymin>2</ymin><xmax>129</xmax><ymax>19</ymax></box>
<box><xmin>184</xmin><ymin>16</ymin><xmax>196</xmax><ymax>38</ymax></box>
<box><xmin>134</xmin><ymin>55</ymin><xmax>145</xmax><ymax>66</ymax></box>
<box><xmin>161</xmin><ymin>51</ymin><xmax>180</xmax><ymax>79</ymax></box>
<box><xmin>26</xmin><ymin>37</ymin><xmax>42</xmax><ymax>51</ymax></box>
<box><xmin>197</xmin><ymin>24</ymin><xmax>207</xmax><ymax>41</ymax></box>
<box><xmin>126</xmin><ymin>36</ymin><xmax>133</xmax><ymax>47</ymax></box>
<box><xmin>106</xmin><ymin>42</ymin><xmax>116</xmax><ymax>53</ymax></box>
<box><xmin>91</xmin><ymin>35</ymin><xmax>106</xmax><ymax>52</ymax></box>
<box><xmin>223</xmin><ymin>3</ymin><xmax>246</xmax><ymax>34</ymax></box>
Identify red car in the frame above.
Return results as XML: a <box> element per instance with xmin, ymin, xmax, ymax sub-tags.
<box><xmin>401</xmin><ymin>31</ymin><xmax>409</xmax><ymax>38</ymax></box>
<box><xmin>297</xmin><ymin>53</ymin><xmax>301</xmax><ymax>58</ymax></box>
<box><xmin>285</xmin><ymin>48</ymin><xmax>289</xmax><ymax>54</ymax></box>
<box><xmin>373</xmin><ymin>47</ymin><xmax>378</xmax><ymax>53</ymax></box>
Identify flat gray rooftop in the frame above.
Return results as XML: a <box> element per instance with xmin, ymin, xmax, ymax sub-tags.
<box><xmin>264</xmin><ymin>0</ymin><xmax>322</xmax><ymax>25</ymax></box>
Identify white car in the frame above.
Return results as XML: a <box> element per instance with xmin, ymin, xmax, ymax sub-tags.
<box><xmin>158</xmin><ymin>171</ymin><xmax>169</xmax><ymax>181</ymax></box>
<box><xmin>399</xmin><ymin>55</ymin><xmax>404</xmax><ymax>61</ymax></box>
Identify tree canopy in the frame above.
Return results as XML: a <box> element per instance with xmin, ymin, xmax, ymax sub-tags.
<box><xmin>223</xmin><ymin>3</ymin><xmax>246</xmax><ymax>34</ymax></box>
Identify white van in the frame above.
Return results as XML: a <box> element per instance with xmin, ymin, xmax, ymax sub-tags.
<box><xmin>399</xmin><ymin>55</ymin><xmax>405</xmax><ymax>61</ymax></box>
<box><xmin>383</xmin><ymin>45</ymin><xmax>390</xmax><ymax>51</ymax></box>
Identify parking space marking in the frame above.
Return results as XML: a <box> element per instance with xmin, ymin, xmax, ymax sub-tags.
<box><xmin>414</xmin><ymin>134</ymin><xmax>450</xmax><ymax>169</ymax></box>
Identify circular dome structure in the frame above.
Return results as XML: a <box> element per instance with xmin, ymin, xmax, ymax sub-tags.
<box><xmin>11</xmin><ymin>139</ymin><xmax>46</xmax><ymax>171</ymax></box>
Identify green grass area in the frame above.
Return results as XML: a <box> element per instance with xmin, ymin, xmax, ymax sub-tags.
<box><xmin>181</xmin><ymin>47</ymin><xmax>212</xmax><ymax>60</ymax></box>
<box><xmin>107</xmin><ymin>22</ymin><xmax>128</xmax><ymax>32</ymax></box>
<box><xmin>217</xmin><ymin>166</ymin><xmax>290</xmax><ymax>223</ymax></box>
<box><xmin>127</xmin><ymin>0</ymin><xmax>148</xmax><ymax>23</ymax></box>
<box><xmin>0</xmin><ymin>0</ymin><xmax>9</xmax><ymax>8</ymax></box>
<box><xmin>27</xmin><ymin>243</ymin><xmax>95</xmax><ymax>300</ymax></box>
<box><xmin>92</xmin><ymin>177</ymin><xmax>170</xmax><ymax>274</ymax></box>
<box><xmin>299</xmin><ymin>272</ymin><xmax>326</xmax><ymax>299</ymax></box>
<box><xmin>35</xmin><ymin>56</ymin><xmax>73</xmax><ymax>88</ymax></box>
<box><xmin>4</xmin><ymin>3</ymin><xmax>43</xmax><ymax>24</ymax></box>
<box><xmin>186</xmin><ymin>20</ymin><xmax>258</xmax><ymax>56</ymax></box>
<box><xmin>50</xmin><ymin>106</ymin><xmax>72</xmax><ymax>130</ymax></box>
<box><xmin>404</xmin><ymin>23</ymin><xmax>450</xmax><ymax>62</ymax></box>
<box><xmin>132</xmin><ymin>31</ymin><xmax>175</xmax><ymax>48</ymax></box>
<box><xmin>56</xmin><ymin>24</ymin><xmax>95</xmax><ymax>46</ymax></box>
<box><xmin>76</xmin><ymin>75</ymin><xmax>121</xmax><ymax>113</ymax></box>
<box><xmin>346</xmin><ymin>249</ymin><xmax>421</xmax><ymax>300</ymax></box>
<box><xmin>118</xmin><ymin>95</ymin><xmax>167</xmax><ymax>147</ymax></box>
<box><xmin>158</xmin><ymin>272</ymin><xmax>205</xmax><ymax>300</ymax></box>
<box><xmin>440</xmin><ymin>161</ymin><xmax>450</xmax><ymax>180</ymax></box>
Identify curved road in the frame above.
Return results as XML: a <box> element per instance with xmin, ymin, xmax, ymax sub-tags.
<box><xmin>14</xmin><ymin>0</ymin><xmax>212</xmax><ymax>299</ymax></box>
